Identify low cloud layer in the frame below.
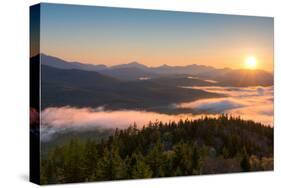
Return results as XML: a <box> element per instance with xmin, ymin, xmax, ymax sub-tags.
<box><xmin>40</xmin><ymin>86</ymin><xmax>273</xmax><ymax>141</ymax></box>
<box><xmin>177</xmin><ymin>86</ymin><xmax>273</xmax><ymax>126</ymax></box>
<box><xmin>41</xmin><ymin>107</ymin><xmax>216</xmax><ymax>141</ymax></box>
<box><xmin>42</xmin><ymin>107</ymin><xmax>189</xmax><ymax>129</ymax></box>
<box><xmin>177</xmin><ymin>97</ymin><xmax>245</xmax><ymax>112</ymax></box>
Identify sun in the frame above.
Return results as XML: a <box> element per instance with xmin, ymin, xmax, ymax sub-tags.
<box><xmin>245</xmin><ymin>56</ymin><xmax>257</xmax><ymax>70</ymax></box>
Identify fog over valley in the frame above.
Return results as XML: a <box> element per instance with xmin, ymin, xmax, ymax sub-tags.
<box><xmin>41</xmin><ymin>86</ymin><xmax>273</xmax><ymax>141</ymax></box>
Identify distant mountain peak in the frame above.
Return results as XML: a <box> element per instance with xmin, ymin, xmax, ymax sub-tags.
<box><xmin>110</xmin><ymin>61</ymin><xmax>148</xmax><ymax>70</ymax></box>
<box><xmin>159</xmin><ymin>64</ymin><xmax>171</xmax><ymax>68</ymax></box>
<box><xmin>40</xmin><ymin>53</ymin><xmax>107</xmax><ymax>71</ymax></box>
<box><xmin>187</xmin><ymin>64</ymin><xmax>214</xmax><ymax>69</ymax></box>
<box><xmin>127</xmin><ymin>61</ymin><xmax>147</xmax><ymax>68</ymax></box>
<box><xmin>128</xmin><ymin>61</ymin><xmax>141</xmax><ymax>65</ymax></box>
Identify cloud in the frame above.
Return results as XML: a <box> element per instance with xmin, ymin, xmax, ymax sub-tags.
<box><xmin>41</xmin><ymin>107</ymin><xmax>217</xmax><ymax>141</ymax></box>
<box><xmin>176</xmin><ymin>97</ymin><xmax>245</xmax><ymax>113</ymax></box>
<box><xmin>42</xmin><ymin>107</ymin><xmax>181</xmax><ymax>129</ymax></box>
<box><xmin>177</xmin><ymin>86</ymin><xmax>273</xmax><ymax>126</ymax></box>
<box><xmin>180</xmin><ymin>86</ymin><xmax>273</xmax><ymax>98</ymax></box>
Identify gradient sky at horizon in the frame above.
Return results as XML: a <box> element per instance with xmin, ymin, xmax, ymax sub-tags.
<box><xmin>39</xmin><ymin>3</ymin><xmax>274</xmax><ymax>71</ymax></box>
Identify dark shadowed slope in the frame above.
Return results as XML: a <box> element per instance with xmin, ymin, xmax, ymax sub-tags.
<box><xmin>41</xmin><ymin>65</ymin><xmax>223</xmax><ymax>112</ymax></box>
<box><xmin>99</xmin><ymin>67</ymin><xmax>159</xmax><ymax>80</ymax></box>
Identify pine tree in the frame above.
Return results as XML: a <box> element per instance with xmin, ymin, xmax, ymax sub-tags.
<box><xmin>130</xmin><ymin>153</ymin><xmax>152</xmax><ymax>179</ymax></box>
<box><xmin>191</xmin><ymin>144</ymin><xmax>201</xmax><ymax>174</ymax></box>
<box><xmin>240</xmin><ymin>147</ymin><xmax>250</xmax><ymax>171</ymax></box>
<box><xmin>62</xmin><ymin>139</ymin><xmax>85</xmax><ymax>183</ymax></box>
<box><xmin>146</xmin><ymin>140</ymin><xmax>165</xmax><ymax>177</ymax></box>
<box><xmin>96</xmin><ymin>147</ymin><xmax>125</xmax><ymax>180</ymax></box>
<box><xmin>83</xmin><ymin>140</ymin><xmax>98</xmax><ymax>181</ymax></box>
<box><xmin>173</xmin><ymin>142</ymin><xmax>192</xmax><ymax>175</ymax></box>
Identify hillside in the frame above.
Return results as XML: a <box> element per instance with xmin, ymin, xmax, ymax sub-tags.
<box><xmin>41</xmin><ymin>65</ymin><xmax>222</xmax><ymax>112</ymax></box>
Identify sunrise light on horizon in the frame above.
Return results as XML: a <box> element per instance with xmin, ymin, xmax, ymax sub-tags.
<box><xmin>35</xmin><ymin>3</ymin><xmax>273</xmax><ymax>72</ymax></box>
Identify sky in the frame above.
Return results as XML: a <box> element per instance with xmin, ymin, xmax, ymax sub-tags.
<box><xmin>38</xmin><ymin>3</ymin><xmax>274</xmax><ymax>72</ymax></box>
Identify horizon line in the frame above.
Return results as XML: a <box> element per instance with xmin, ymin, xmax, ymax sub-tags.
<box><xmin>32</xmin><ymin>53</ymin><xmax>273</xmax><ymax>73</ymax></box>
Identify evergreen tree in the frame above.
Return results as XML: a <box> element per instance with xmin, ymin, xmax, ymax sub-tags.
<box><xmin>240</xmin><ymin>147</ymin><xmax>250</xmax><ymax>171</ymax></box>
<box><xmin>62</xmin><ymin>139</ymin><xmax>85</xmax><ymax>183</ymax></box>
<box><xmin>130</xmin><ymin>153</ymin><xmax>152</xmax><ymax>178</ymax></box>
<box><xmin>173</xmin><ymin>142</ymin><xmax>192</xmax><ymax>175</ymax></box>
<box><xmin>83</xmin><ymin>140</ymin><xmax>98</xmax><ymax>181</ymax></box>
<box><xmin>191</xmin><ymin>144</ymin><xmax>201</xmax><ymax>174</ymax></box>
<box><xmin>96</xmin><ymin>147</ymin><xmax>125</xmax><ymax>180</ymax></box>
<box><xmin>146</xmin><ymin>140</ymin><xmax>165</xmax><ymax>177</ymax></box>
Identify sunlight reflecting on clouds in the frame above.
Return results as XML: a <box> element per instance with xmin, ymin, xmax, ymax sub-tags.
<box><xmin>177</xmin><ymin>86</ymin><xmax>273</xmax><ymax>126</ymax></box>
<box><xmin>41</xmin><ymin>107</ymin><xmax>217</xmax><ymax>141</ymax></box>
<box><xmin>41</xmin><ymin>107</ymin><xmax>216</xmax><ymax>129</ymax></box>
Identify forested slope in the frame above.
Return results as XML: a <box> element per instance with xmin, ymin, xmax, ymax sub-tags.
<box><xmin>41</xmin><ymin>115</ymin><xmax>273</xmax><ymax>184</ymax></box>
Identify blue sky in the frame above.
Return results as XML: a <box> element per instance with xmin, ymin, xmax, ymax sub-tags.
<box><xmin>39</xmin><ymin>3</ymin><xmax>273</xmax><ymax>71</ymax></box>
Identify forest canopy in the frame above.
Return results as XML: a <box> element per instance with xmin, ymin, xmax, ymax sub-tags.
<box><xmin>40</xmin><ymin>115</ymin><xmax>273</xmax><ymax>184</ymax></box>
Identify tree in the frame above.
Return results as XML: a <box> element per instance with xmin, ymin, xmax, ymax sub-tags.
<box><xmin>96</xmin><ymin>147</ymin><xmax>125</xmax><ymax>180</ymax></box>
<box><xmin>83</xmin><ymin>140</ymin><xmax>98</xmax><ymax>181</ymax></box>
<box><xmin>240</xmin><ymin>147</ymin><xmax>250</xmax><ymax>172</ymax></box>
<box><xmin>191</xmin><ymin>144</ymin><xmax>202</xmax><ymax>174</ymax></box>
<box><xmin>62</xmin><ymin>139</ymin><xmax>85</xmax><ymax>183</ymax></box>
<box><xmin>173</xmin><ymin>142</ymin><xmax>192</xmax><ymax>175</ymax></box>
<box><xmin>146</xmin><ymin>140</ymin><xmax>165</xmax><ymax>177</ymax></box>
<box><xmin>129</xmin><ymin>152</ymin><xmax>152</xmax><ymax>179</ymax></box>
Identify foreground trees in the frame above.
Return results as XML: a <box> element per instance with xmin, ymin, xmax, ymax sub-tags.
<box><xmin>41</xmin><ymin>115</ymin><xmax>273</xmax><ymax>184</ymax></box>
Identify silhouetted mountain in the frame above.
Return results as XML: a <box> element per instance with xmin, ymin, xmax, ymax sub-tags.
<box><xmin>41</xmin><ymin>54</ymin><xmax>107</xmax><ymax>71</ymax></box>
<box><xmin>152</xmin><ymin>64</ymin><xmax>217</xmax><ymax>75</ymax></box>
<box><xmin>42</xmin><ymin>64</ymin><xmax>119</xmax><ymax>87</ymax></box>
<box><xmin>40</xmin><ymin>54</ymin><xmax>273</xmax><ymax>86</ymax></box>
<box><xmin>111</xmin><ymin>61</ymin><xmax>148</xmax><ymax>70</ymax></box>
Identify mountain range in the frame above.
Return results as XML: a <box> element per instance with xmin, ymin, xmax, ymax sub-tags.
<box><xmin>41</xmin><ymin>64</ymin><xmax>221</xmax><ymax>112</ymax></box>
<box><xmin>40</xmin><ymin>54</ymin><xmax>273</xmax><ymax>86</ymax></box>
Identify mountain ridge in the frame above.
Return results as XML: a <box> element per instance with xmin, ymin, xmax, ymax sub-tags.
<box><xmin>37</xmin><ymin>53</ymin><xmax>273</xmax><ymax>85</ymax></box>
<box><xmin>38</xmin><ymin>54</ymin><xmax>220</xmax><ymax>72</ymax></box>
<box><xmin>38</xmin><ymin>53</ymin><xmax>272</xmax><ymax>74</ymax></box>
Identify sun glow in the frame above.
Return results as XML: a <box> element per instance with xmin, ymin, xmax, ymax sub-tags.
<box><xmin>245</xmin><ymin>56</ymin><xmax>257</xmax><ymax>70</ymax></box>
